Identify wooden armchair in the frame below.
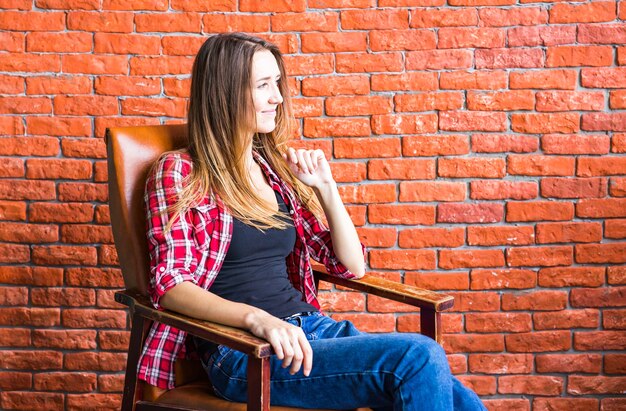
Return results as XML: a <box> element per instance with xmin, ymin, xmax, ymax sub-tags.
<box><xmin>106</xmin><ymin>124</ymin><xmax>455</xmax><ymax>411</ymax></box>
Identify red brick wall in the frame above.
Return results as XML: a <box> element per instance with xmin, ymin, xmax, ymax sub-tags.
<box><xmin>1</xmin><ymin>1</ymin><xmax>625</xmax><ymax>410</ymax></box>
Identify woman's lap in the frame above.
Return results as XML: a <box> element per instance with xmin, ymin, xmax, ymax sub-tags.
<box><xmin>204</xmin><ymin>313</ymin><xmax>485</xmax><ymax>411</ymax></box>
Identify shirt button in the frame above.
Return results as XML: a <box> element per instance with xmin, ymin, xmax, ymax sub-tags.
<box><xmin>159</xmin><ymin>266</ymin><xmax>165</xmax><ymax>273</ymax></box>
<box><xmin>290</xmin><ymin>209</ymin><xmax>294</xmax><ymax>214</ymax></box>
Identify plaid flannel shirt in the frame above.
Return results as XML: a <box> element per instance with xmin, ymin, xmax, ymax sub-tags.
<box><xmin>137</xmin><ymin>150</ymin><xmax>361</xmax><ymax>389</ymax></box>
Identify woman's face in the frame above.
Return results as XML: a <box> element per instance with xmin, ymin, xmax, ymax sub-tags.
<box><xmin>251</xmin><ymin>49</ymin><xmax>283</xmax><ymax>134</ymax></box>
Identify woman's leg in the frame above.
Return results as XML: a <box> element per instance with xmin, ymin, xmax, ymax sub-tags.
<box><xmin>206</xmin><ymin>314</ymin><xmax>484</xmax><ymax>411</ymax></box>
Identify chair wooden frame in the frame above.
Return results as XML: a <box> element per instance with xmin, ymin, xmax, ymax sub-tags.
<box><xmin>106</xmin><ymin>124</ymin><xmax>455</xmax><ymax>411</ymax></box>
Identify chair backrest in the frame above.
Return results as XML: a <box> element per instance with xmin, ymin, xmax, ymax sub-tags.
<box><xmin>106</xmin><ymin>124</ymin><xmax>189</xmax><ymax>295</ymax></box>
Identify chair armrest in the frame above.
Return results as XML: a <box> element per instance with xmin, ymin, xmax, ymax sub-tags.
<box><xmin>115</xmin><ymin>289</ymin><xmax>272</xmax><ymax>358</ymax></box>
<box><xmin>313</xmin><ymin>270</ymin><xmax>454</xmax><ymax>312</ymax></box>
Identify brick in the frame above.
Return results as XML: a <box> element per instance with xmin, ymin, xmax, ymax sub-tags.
<box><xmin>346</xmin><ymin>205</ymin><xmax>365</xmax><ymax>227</ymax></box>
<box><xmin>0</xmin><ymin>267</ymin><xmax>62</xmax><ymax>287</ymax></box>
<box><xmin>477</xmin><ymin>48</ymin><xmax>543</xmax><ymax>69</ymax></box>
<box><xmin>395</xmin><ymin>92</ymin><xmax>463</xmax><ymax>112</ymax></box>
<box><xmin>240</xmin><ymin>0</ymin><xmax>304</xmax><ymax>12</ymax></box>
<box><xmin>503</xmin><ymin>290</ymin><xmax>567</xmax><ymax>311</ymax></box>
<box><xmin>34</xmin><ymin>372</ymin><xmax>96</xmax><ymax>392</ymax></box>
<box><xmin>470</xmin><ymin>180</ymin><xmax>537</xmax><ymax>200</ymax></box>
<box><xmin>0</xmin><ymin>180</ymin><xmax>55</xmax><ymax>201</ymax></box>
<box><xmin>103</xmin><ymin>0</ymin><xmax>169</xmax><ymax>10</ymax></box>
<box><xmin>575</xmin><ymin>331</ymin><xmax>626</xmax><ymax>351</ymax></box>
<box><xmin>330</xmin><ymin>162</ymin><xmax>366</xmax><ymax>183</ymax></box>
<box><xmin>0</xmin><ymin>75</ymin><xmax>23</xmax><ymax>94</ymax></box>
<box><xmin>536</xmin><ymin>353</ymin><xmax>602</xmax><ymax>374</ymax></box>
<box><xmin>484</xmin><ymin>399</ymin><xmax>529</xmax><ymax>411</ymax></box>
<box><xmin>438</xmin><ymin>157</ymin><xmax>505</xmax><ymax>178</ymax></box>
<box><xmin>610</xmin><ymin>90</ymin><xmax>626</xmax><ymax>109</ymax></box>
<box><xmin>514</xmin><ymin>113</ymin><xmax>580</xmax><ymax>134</ymax></box>
<box><xmin>0</xmin><ymin>243</ymin><xmax>29</xmax><ymax>263</ymax></box>
<box><xmin>0</xmin><ymin>116</ymin><xmax>24</xmax><ymax>136</ymax></box>
<box><xmin>508</xmin><ymin>25</ymin><xmax>576</xmax><ymax>47</ymax></box>
<box><xmin>569</xmin><ymin>376</ymin><xmax>626</xmax><ymax>395</ymax></box>
<box><xmin>0</xmin><ymin>32</ymin><xmax>24</xmax><ymax>52</ymax></box>
<box><xmin>62</xmin><ymin>138</ymin><xmax>107</xmax><ymax>159</ymax></box>
<box><xmin>326</xmin><ymin>96</ymin><xmax>392</xmax><ymax>116</ymax></box>
<box><xmin>31</xmin><ymin>288</ymin><xmax>96</xmax><ymax>307</ymax></box>
<box><xmin>508</xmin><ymin>155</ymin><xmax>575</xmax><ymax>176</ymax></box>
<box><xmin>458</xmin><ymin>375</ymin><xmax>497</xmax><ymax>396</ymax></box>
<box><xmin>67</xmin><ymin>11</ymin><xmax>133</xmax><ymax>32</ymax></box>
<box><xmin>507</xmin><ymin>245</ymin><xmax>573</xmax><ymax>267</ymax></box>
<box><xmin>304</xmin><ymin>118</ymin><xmax>370</xmax><ymax>138</ymax></box>
<box><xmin>576</xmin><ymin>243</ymin><xmax>626</xmax><ymax>264</ymax></box>
<box><xmin>340</xmin><ymin>9</ymin><xmax>408</xmax><ymax>29</ymax></box>
<box><xmin>336</xmin><ymin>52</ymin><xmax>403</xmax><ymax>73</ymax></box>
<box><xmin>163</xmin><ymin>78</ymin><xmax>190</xmax><ymax>98</ymax></box>
<box><xmin>437</xmin><ymin>203</ymin><xmax>504</xmax><ymax>224</ymax></box>
<box><xmin>605</xmin><ymin>354</ymin><xmax>626</xmax><ymax>373</ymax></box>
<box><xmin>318</xmin><ymin>291</ymin><xmax>365</xmax><ymax>312</ymax></box>
<box><xmin>29</xmin><ymin>203</ymin><xmax>93</xmax><ymax>223</ymax></box>
<box><xmin>467</xmin><ymin>90</ymin><xmax>534</xmax><ymax>111</ymax></box>
<box><xmin>0</xmin><ymin>286</ymin><xmax>28</xmax><ymax>305</ymax></box>
<box><xmin>510</xmin><ymin>69</ymin><xmax>577</xmax><ymax>90</ymax></box>
<box><xmin>0</xmin><ymin>372</ymin><xmax>31</xmax><ymax>391</ymax></box>
<box><xmin>399</xmin><ymin>181</ymin><xmax>464</xmax><ymax>202</ymax></box>
<box><xmin>0</xmin><ymin>307</ymin><xmax>60</xmax><ymax>327</ymax></box>
<box><xmin>65</xmin><ymin>268</ymin><xmax>124</xmax><ymax>288</ymax></box>
<box><xmin>0</xmin><ymin>96</ymin><xmax>52</xmax><ymax>114</ymax></box>
<box><xmin>411</xmin><ymin>7</ymin><xmax>477</xmax><ymax>27</ymax></box>
<box><xmin>583</xmin><ymin>112</ymin><xmax>626</xmax><ymax>132</ymax></box>
<box><xmin>258</xmin><ymin>33</ymin><xmax>299</xmax><ymax>55</ymax></box>
<box><xmin>367</xmin><ymin>204</ymin><xmax>435</xmax><ymax>225</ymax></box>
<box><xmin>550</xmin><ymin>1</ymin><xmax>617</xmax><ymax>23</ymax></box>
<box><xmin>337</xmin><ymin>183</ymin><xmax>395</xmax><ymax>204</ymax></box>
<box><xmin>399</xmin><ymin>227</ymin><xmax>464</xmax><ymax>248</ymax></box>
<box><xmin>367</xmin><ymin>295</ymin><xmax>421</xmax><ymax>313</ymax></box>
<box><xmin>443</xmin><ymin>334</ymin><xmax>505</xmax><ymax>354</ymax></box>
<box><xmin>0</xmin><ymin>11</ymin><xmax>65</xmax><ymax>30</ymax></box>
<box><xmin>0</xmin><ymin>350</ymin><xmax>62</xmax><ymax>370</ymax></box>
<box><xmin>606</xmin><ymin>219</ymin><xmax>626</xmax><ymax>239</ymax></box>
<box><xmin>466</xmin><ymin>312</ymin><xmax>531</xmax><ymax>333</ymax></box>
<box><xmin>368</xmin><ymin>250</ymin><xmax>436</xmax><ymax>270</ymax></box>
<box><xmin>406</xmin><ymin>49</ymin><xmax>473</xmax><ymax>70</ymax></box>
<box><xmin>440</xmin><ymin>70</ymin><xmax>507</xmax><ymax>90</ymax></box>
<box><xmin>536</xmin><ymin>222</ymin><xmax>602</xmax><ymax>244</ymax></box>
<box><xmin>130</xmin><ymin>56</ymin><xmax>194</xmax><ymax>76</ymax></box>
<box><xmin>0</xmin><ymin>158</ymin><xmax>23</xmax><ymax>177</ymax></box>
<box><xmin>98</xmin><ymin>330</ymin><xmax>130</xmax><ymax>351</ymax></box>
<box><xmin>538</xmin><ymin>267</ymin><xmax>605</xmax><ymax>288</ymax></box>
<box><xmin>547</xmin><ymin>45</ymin><xmax>613</xmax><ymax>67</ymax></box>
<box><xmin>602</xmin><ymin>398</ymin><xmax>626</xmax><ymax>411</ymax></box>
<box><xmin>58</xmin><ymin>182</ymin><xmax>108</xmax><ymax>202</ymax></box>
<box><xmin>578</xmin><ymin>157</ymin><xmax>626</xmax><ymax>177</ymax></box>
<box><xmin>479</xmin><ymin>6</ymin><xmax>547</xmax><ymax>26</ymax></box>
<box><xmin>449</xmin><ymin>291</ymin><xmax>501</xmax><ymax>312</ymax></box>
<box><xmin>604</xmin><ymin>310</ymin><xmax>626</xmax><ymax>329</ymax></box>
<box><xmin>447</xmin><ymin>354</ymin><xmax>468</xmax><ymax>374</ymax></box>
<box><xmin>467</xmin><ymin>226</ymin><xmax>534</xmax><ymax>246</ymax></box>
<box><xmin>608</xmin><ymin>266</ymin><xmax>626</xmax><ymax>285</ymax></box>
<box><xmin>62</xmin><ymin>309</ymin><xmax>126</xmax><ymax>329</ymax></box>
<box><xmin>32</xmin><ymin>246</ymin><xmax>97</xmax><ymax>266</ymax></box>
<box><xmin>66</xmin><ymin>393</ymin><xmax>122</xmax><ymax>410</ymax></box>
<box><xmin>284</xmin><ymin>55</ymin><xmax>337</xmax><ymax>77</ymax></box>
<box><xmin>0</xmin><ymin>201</ymin><xmax>26</xmax><ymax>221</ymax></box>
<box><xmin>310</xmin><ymin>0</ymin><xmax>373</xmax><ymax>7</ymax></box>
<box><xmin>506</xmin><ymin>330</ymin><xmax>571</xmax><ymax>352</ymax></box>
<box><xmin>0</xmin><ymin>222</ymin><xmax>57</xmax><ymax>243</ymax></box>
<box><xmin>439</xmin><ymin>249</ymin><xmax>505</xmax><ymax>269</ymax></box>
<box><xmin>135</xmin><ymin>12</ymin><xmax>201</xmax><ymax>33</ymax></box>
<box><xmin>371</xmin><ymin>72</ymin><xmax>437</xmax><ymax>92</ymax></box>
<box><xmin>578</xmin><ymin>198</ymin><xmax>626</xmax><ymax>219</ymax></box>
<box><xmin>36</xmin><ymin>0</ymin><xmax>100</xmax><ymax>8</ymax></box>
<box><xmin>571</xmin><ymin>287</ymin><xmax>626</xmax><ymax>308</ymax></box>
<box><xmin>369</xmin><ymin>158</ymin><xmax>435</xmax><ymax>181</ymax></box>
<box><xmin>578</xmin><ymin>24</ymin><xmax>626</xmax><ymax>44</ymax></box>
<box><xmin>302</xmin><ymin>32</ymin><xmax>367</xmax><ymax>53</ymax></box>
<box><xmin>369</xmin><ymin>29</ymin><xmax>436</xmax><ymax>52</ymax></box>
<box><xmin>534</xmin><ymin>309</ymin><xmax>599</xmax><ymax>330</ymax></box>
<box><xmin>272</xmin><ymin>12</ymin><xmax>337</xmax><ymax>32</ymax></box>
<box><xmin>372</xmin><ymin>114</ymin><xmax>438</xmax><ymax>134</ymax></box>
<box><xmin>61</xmin><ymin>224</ymin><xmax>114</xmax><ymax>244</ymax></box>
<box><xmin>94</xmin><ymin>33</ymin><xmax>160</xmax><ymax>55</ymax></box>
<box><xmin>0</xmin><ymin>392</ymin><xmax>64</xmax><ymax>410</ymax></box>
<box><xmin>405</xmin><ymin>271</ymin><xmax>469</xmax><ymax>291</ymax></box>
<box><xmin>26</xmin><ymin>32</ymin><xmax>92</xmax><ymax>53</ymax></box>
<box><xmin>539</xmin><ymin>93</ymin><xmax>605</xmax><ymax>115</ymax></box>
<box><xmin>27</xmin><ymin>117</ymin><xmax>91</xmax><ymax>137</ymax></box>
<box><xmin>302</xmin><ymin>75</ymin><xmax>369</xmax><ymax>97</ymax></box>
<box><xmin>581</xmin><ymin>67</ymin><xmax>626</xmax><ymax>89</ymax></box>
<box><xmin>27</xmin><ymin>159</ymin><xmax>92</xmax><ymax>180</ymax></box>
<box><xmin>499</xmin><ymin>375</ymin><xmax>563</xmax><ymax>396</ymax></box>
<box><xmin>355</xmin><ymin>227</ymin><xmax>396</xmax><ymax>248</ymax></box>
<box><xmin>95</xmin><ymin>116</ymin><xmax>160</xmax><ymax>138</ymax></box>
<box><xmin>121</xmin><ymin>97</ymin><xmax>186</xmax><ymax>118</ymax></box>
<box><xmin>439</xmin><ymin>27</ymin><xmax>504</xmax><ymax>49</ymax></box>
<box><xmin>471</xmin><ymin>269</ymin><xmax>536</xmax><ymax>290</ymax></box>
<box><xmin>440</xmin><ymin>111</ymin><xmax>507</xmax><ymax>132</ymax></box>
<box><xmin>95</xmin><ymin>76</ymin><xmax>160</xmax><ymax>96</ymax></box>
<box><xmin>335</xmin><ymin>138</ymin><xmax>400</xmax><ymax>159</ymax></box>
<box><xmin>330</xmin><ymin>313</ymin><xmax>395</xmax><ymax>333</ymax></box>
<box><xmin>32</xmin><ymin>329</ymin><xmax>96</xmax><ymax>350</ymax></box>
<box><xmin>0</xmin><ymin>327</ymin><xmax>30</xmax><ymax>347</ymax></box>
<box><xmin>26</xmin><ymin>75</ymin><xmax>91</xmax><ymax>95</ymax></box>
<box><xmin>542</xmin><ymin>134</ymin><xmax>610</xmax><ymax>155</ymax></box>
<box><xmin>402</xmin><ymin>134</ymin><xmax>469</xmax><ymax>157</ymax></box>
<box><xmin>534</xmin><ymin>398</ymin><xmax>599</xmax><ymax>411</ymax></box>
<box><xmin>98</xmin><ymin>374</ymin><xmax>125</xmax><ymax>392</ymax></box>
<box><xmin>469</xmin><ymin>354</ymin><xmax>532</xmax><ymax>374</ymax></box>
<box><xmin>99</xmin><ymin>245</ymin><xmax>119</xmax><ymax>266</ymax></box>
<box><xmin>53</xmin><ymin>95</ymin><xmax>118</xmax><ymax>116</ymax></box>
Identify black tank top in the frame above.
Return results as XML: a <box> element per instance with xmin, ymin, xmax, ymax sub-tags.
<box><xmin>208</xmin><ymin>190</ymin><xmax>317</xmax><ymax>318</ymax></box>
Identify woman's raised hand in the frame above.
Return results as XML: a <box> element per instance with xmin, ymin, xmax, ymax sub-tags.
<box><xmin>244</xmin><ymin>310</ymin><xmax>313</xmax><ymax>376</ymax></box>
<box><xmin>284</xmin><ymin>148</ymin><xmax>334</xmax><ymax>189</ymax></box>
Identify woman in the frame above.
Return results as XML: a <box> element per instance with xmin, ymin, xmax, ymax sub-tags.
<box><xmin>138</xmin><ymin>32</ymin><xmax>485</xmax><ymax>410</ymax></box>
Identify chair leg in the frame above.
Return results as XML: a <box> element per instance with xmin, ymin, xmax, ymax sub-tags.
<box><xmin>420</xmin><ymin>308</ymin><xmax>442</xmax><ymax>343</ymax></box>
<box><xmin>247</xmin><ymin>356</ymin><xmax>271</xmax><ymax>411</ymax></box>
<box><xmin>122</xmin><ymin>314</ymin><xmax>147</xmax><ymax>411</ymax></box>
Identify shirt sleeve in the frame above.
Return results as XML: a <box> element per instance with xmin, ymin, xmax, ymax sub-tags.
<box><xmin>299</xmin><ymin>205</ymin><xmax>366</xmax><ymax>279</ymax></box>
<box><xmin>145</xmin><ymin>154</ymin><xmax>206</xmax><ymax>310</ymax></box>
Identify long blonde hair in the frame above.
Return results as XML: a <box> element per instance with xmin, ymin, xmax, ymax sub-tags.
<box><xmin>167</xmin><ymin>33</ymin><xmax>320</xmax><ymax>230</ymax></box>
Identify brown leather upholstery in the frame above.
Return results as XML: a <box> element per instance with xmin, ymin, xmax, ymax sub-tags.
<box><xmin>107</xmin><ymin>124</ymin><xmax>372</xmax><ymax>411</ymax></box>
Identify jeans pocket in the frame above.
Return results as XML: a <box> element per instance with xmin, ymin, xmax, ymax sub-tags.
<box><xmin>215</xmin><ymin>345</ymin><xmax>235</xmax><ymax>367</ymax></box>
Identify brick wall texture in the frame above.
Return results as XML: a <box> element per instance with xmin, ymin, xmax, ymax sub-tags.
<box><xmin>1</xmin><ymin>0</ymin><xmax>625</xmax><ymax>410</ymax></box>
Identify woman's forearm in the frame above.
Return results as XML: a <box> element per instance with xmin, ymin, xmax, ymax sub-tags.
<box><xmin>314</xmin><ymin>182</ymin><xmax>365</xmax><ymax>278</ymax></box>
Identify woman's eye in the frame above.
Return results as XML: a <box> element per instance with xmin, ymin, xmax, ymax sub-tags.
<box><xmin>258</xmin><ymin>83</ymin><xmax>268</xmax><ymax>89</ymax></box>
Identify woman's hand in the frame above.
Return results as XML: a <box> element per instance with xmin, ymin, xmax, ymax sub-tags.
<box><xmin>244</xmin><ymin>310</ymin><xmax>313</xmax><ymax>377</ymax></box>
<box><xmin>284</xmin><ymin>148</ymin><xmax>334</xmax><ymax>189</ymax></box>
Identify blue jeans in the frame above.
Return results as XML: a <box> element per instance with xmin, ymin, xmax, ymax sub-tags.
<box><xmin>202</xmin><ymin>312</ymin><xmax>486</xmax><ymax>410</ymax></box>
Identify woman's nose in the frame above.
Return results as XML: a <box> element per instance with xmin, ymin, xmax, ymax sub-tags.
<box><xmin>270</xmin><ymin>84</ymin><xmax>283</xmax><ymax>104</ymax></box>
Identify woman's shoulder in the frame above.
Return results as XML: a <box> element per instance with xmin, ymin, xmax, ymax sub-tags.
<box><xmin>152</xmin><ymin>149</ymin><xmax>194</xmax><ymax>178</ymax></box>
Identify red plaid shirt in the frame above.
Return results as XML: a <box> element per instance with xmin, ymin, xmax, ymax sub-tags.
<box><xmin>137</xmin><ymin>151</ymin><xmax>361</xmax><ymax>389</ymax></box>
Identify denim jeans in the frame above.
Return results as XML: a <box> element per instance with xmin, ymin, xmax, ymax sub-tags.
<box><xmin>201</xmin><ymin>312</ymin><xmax>486</xmax><ymax>410</ymax></box>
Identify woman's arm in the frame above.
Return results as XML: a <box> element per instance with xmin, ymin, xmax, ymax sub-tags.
<box><xmin>285</xmin><ymin>148</ymin><xmax>365</xmax><ymax>278</ymax></box>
